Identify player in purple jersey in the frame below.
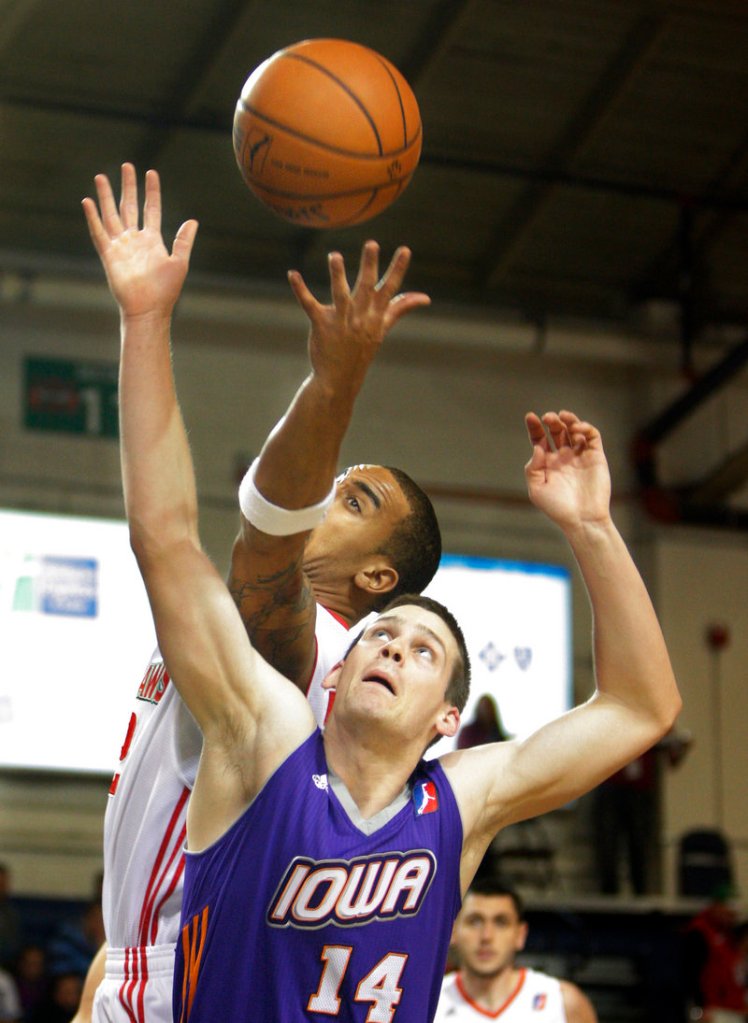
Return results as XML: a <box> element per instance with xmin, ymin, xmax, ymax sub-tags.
<box><xmin>75</xmin><ymin>164</ymin><xmax>440</xmax><ymax>1023</ymax></box>
<box><xmin>86</xmin><ymin>166</ymin><xmax>682</xmax><ymax>1021</ymax></box>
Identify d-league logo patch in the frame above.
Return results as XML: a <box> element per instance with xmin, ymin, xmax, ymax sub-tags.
<box><xmin>532</xmin><ymin>993</ymin><xmax>547</xmax><ymax>1010</ymax></box>
<box><xmin>414</xmin><ymin>780</ymin><xmax>438</xmax><ymax>816</ymax></box>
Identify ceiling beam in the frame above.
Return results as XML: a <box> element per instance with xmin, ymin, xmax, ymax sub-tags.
<box><xmin>474</xmin><ymin>12</ymin><xmax>667</xmax><ymax>291</ymax></box>
<box><xmin>2</xmin><ymin>93</ymin><xmax>746</xmax><ymax>217</ymax></box>
<box><xmin>0</xmin><ymin>0</ymin><xmax>44</xmax><ymax>58</ymax></box>
<box><xmin>131</xmin><ymin>0</ymin><xmax>259</xmax><ymax>170</ymax></box>
<box><xmin>283</xmin><ymin>0</ymin><xmax>480</xmax><ymax>286</ymax></box>
<box><xmin>401</xmin><ymin>0</ymin><xmax>478</xmax><ymax>88</ymax></box>
<box><xmin>631</xmin><ymin>125</ymin><xmax>748</xmax><ymax>312</ymax></box>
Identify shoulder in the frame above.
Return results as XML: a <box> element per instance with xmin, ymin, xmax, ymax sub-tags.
<box><xmin>522</xmin><ymin>967</ymin><xmax>562</xmax><ymax>995</ymax></box>
<box><xmin>440</xmin><ymin>970</ymin><xmax>459</xmax><ymax>993</ymax></box>
<box><xmin>559</xmin><ymin>978</ymin><xmax>597</xmax><ymax>1023</ymax></box>
<box><xmin>314</xmin><ymin>604</ymin><xmax>355</xmax><ymax>663</ymax></box>
<box><xmin>434</xmin><ymin>971</ymin><xmax>463</xmax><ymax>1018</ymax></box>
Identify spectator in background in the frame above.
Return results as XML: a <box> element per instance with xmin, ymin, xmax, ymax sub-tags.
<box><xmin>683</xmin><ymin>886</ymin><xmax>747</xmax><ymax>1022</ymax></box>
<box><xmin>592</xmin><ymin>727</ymin><xmax>692</xmax><ymax>895</ymax></box>
<box><xmin>457</xmin><ymin>694</ymin><xmax>509</xmax><ymax>749</ymax></box>
<box><xmin>29</xmin><ymin>973</ymin><xmax>82</xmax><ymax>1023</ymax></box>
<box><xmin>0</xmin><ymin>866</ymin><xmax>21</xmax><ymax>970</ymax></box>
<box><xmin>0</xmin><ymin>966</ymin><xmax>20</xmax><ymax>1023</ymax></box>
<box><xmin>435</xmin><ymin>877</ymin><xmax>598</xmax><ymax>1021</ymax></box>
<box><xmin>736</xmin><ymin>920</ymin><xmax>748</xmax><ymax>973</ymax></box>
<box><xmin>11</xmin><ymin>945</ymin><xmax>48</xmax><ymax>1022</ymax></box>
<box><xmin>46</xmin><ymin>902</ymin><xmax>104</xmax><ymax>980</ymax></box>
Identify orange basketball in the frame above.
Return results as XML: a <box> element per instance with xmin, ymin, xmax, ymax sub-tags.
<box><xmin>232</xmin><ymin>39</ymin><xmax>422</xmax><ymax>229</ymax></box>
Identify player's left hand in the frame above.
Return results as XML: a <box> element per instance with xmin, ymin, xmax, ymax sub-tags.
<box><xmin>524</xmin><ymin>410</ymin><xmax>612</xmax><ymax>531</ymax></box>
<box><xmin>82</xmin><ymin>163</ymin><xmax>198</xmax><ymax>321</ymax></box>
<box><xmin>287</xmin><ymin>240</ymin><xmax>431</xmax><ymax>396</ymax></box>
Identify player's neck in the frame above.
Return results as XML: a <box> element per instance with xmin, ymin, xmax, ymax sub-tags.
<box><xmin>323</xmin><ymin>728</ymin><xmax>417</xmax><ymax>820</ymax></box>
<box><xmin>460</xmin><ymin>965</ymin><xmax>524</xmax><ymax>1012</ymax></box>
<box><xmin>310</xmin><ymin>579</ymin><xmax>358</xmax><ymax>627</ymax></box>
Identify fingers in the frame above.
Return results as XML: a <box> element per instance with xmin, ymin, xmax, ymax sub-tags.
<box><xmin>557</xmin><ymin>410</ymin><xmax>601</xmax><ymax>451</ymax></box>
<box><xmin>94</xmin><ymin>172</ymin><xmax>123</xmax><ymax>237</ymax></box>
<box><xmin>81</xmin><ymin>196</ymin><xmax>109</xmax><ymax>257</ymax></box>
<box><xmin>143</xmin><ymin>169</ymin><xmax>162</xmax><ymax>234</ymax></box>
<box><xmin>543</xmin><ymin>412</ymin><xmax>570</xmax><ymax>450</ymax></box>
<box><xmin>528</xmin><ymin>410</ymin><xmax>601</xmax><ymax>451</ymax></box>
<box><xmin>376</xmin><ymin>245</ymin><xmax>411</xmax><ymax>299</ymax></box>
<box><xmin>289</xmin><ymin>241</ymin><xmax>426</xmax><ymax>329</ymax></box>
<box><xmin>383</xmin><ymin>290</ymin><xmax>431</xmax><ymax>328</ymax></box>
<box><xmin>119</xmin><ymin>163</ymin><xmax>139</xmax><ymax>231</ymax></box>
<box><xmin>84</xmin><ymin>164</ymin><xmax>163</xmax><ymax>242</ymax></box>
<box><xmin>352</xmin><ymin>239</ymin><xmax>380</xmax><ymax>295</ymax></box>
<box><xmin>172</xmin><ymin>220</ymin><xmax>199</xmax><ymax>264</ymax></box>
<box><xmin>523</xmin><ymin>414</ymin><xmax>549</xmax><ymax>478</ymax></box>
<box><xmin>328</xmin><ymin>250</ymin><xmax>351</xmax><ymax>309</ymax></box>
<box><xmin>287</xmin><ymin>268</ymin><xmax>320</xmax><ymax>318</ymax></box>
<box><xmin>525</xmin><ymin>412</ymin><xmax>550</xmax><ymax>450</ymax></box>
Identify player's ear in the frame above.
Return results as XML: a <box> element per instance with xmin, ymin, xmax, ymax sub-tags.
<box><xmin>436</xmin><ymin>705</ymin><xmax>460</xmax><ymax>739</ymax></box>
<box><xmin>516</xmin><ymin>921</ymin><xmax>529</xmax><ymax>952</ymax></box>
<box><xmin>322</xmin><ymin>661</ymin><xmax>343</xmax><ymax>691</ymax></box>
<box><xmin>354</xmin><ymin>559</ymin><xmax>398</xmax><ymax>598</ymax></box>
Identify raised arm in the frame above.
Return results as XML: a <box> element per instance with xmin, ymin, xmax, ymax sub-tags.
<box><xmin>82</xmin><ymin>165</ymin><xmax>314</xmax><ymax>847</ymax></box>
<box><xmin>229</xmin><ymin>242</ymin><xmax>431</xmax><ymax>685</ymax></box>
<box><xmin>445</xmin><ymin>410</ymin><xmax>682</xmax><ymax>884</ymax></box>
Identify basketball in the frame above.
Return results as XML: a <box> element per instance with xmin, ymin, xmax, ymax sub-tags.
<box><xmin>232</xmin><ymin>39</ymin><xmax>422</xmax><ymax>229</ymax></box>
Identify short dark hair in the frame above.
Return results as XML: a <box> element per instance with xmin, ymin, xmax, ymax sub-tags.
<box><xmin>343</xmin><ymin>593</ymin><xmax>471</xmax><ymax>715</ymax></box>
<box><xmin>465</xmin><ymin>877</ymin><xmax>525</xmax><ymax>921</ymax></box>
<box><xmin>371</xmin><ymin>467</ymin><xmax>441</xmax><ymax>610</ymax></box>
<box><xmin>378</xmin><ymin>593</ymin><xmax>471</xmax><ymax>713</ymax></box>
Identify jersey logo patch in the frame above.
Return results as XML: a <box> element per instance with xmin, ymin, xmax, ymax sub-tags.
<box><xmin>312</xmin><ymin>773</ymin><xmax>328</xmax><ymax>790</ymax></box>
<box><xmin>414</xmin><ymin>780</ymin><xmax>438</xmax><ymax>816</ymax></box>
<box><xmin>533</xmin><ymin>993</ymin><xmax>547</xmax><ymax>1010</ymax></box>
<box><xmin>267</xmin><ymin>850</ymin><xmax>437</xmax><ymax>930</ymax></box>
<box><xmin>137</xmin><ymin>661</ymin><xmax>170</xmax><ymax>705</ymax></box>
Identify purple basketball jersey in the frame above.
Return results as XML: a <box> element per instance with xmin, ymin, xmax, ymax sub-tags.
<box><xmin>174</xmin><ymin>731</ymin><xmax>463</xmax><ymax>1022</ymax></box>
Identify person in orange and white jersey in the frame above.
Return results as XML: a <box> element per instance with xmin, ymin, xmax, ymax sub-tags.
<box><xmin>436</xmin><ymin>879</ymin><xmax>597</xmax><ymax>1023</ymax></box>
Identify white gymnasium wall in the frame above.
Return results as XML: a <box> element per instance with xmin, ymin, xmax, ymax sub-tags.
<box><xmin>656</xmin><ymin>534</ymin><xmax>748</xmax><ymax>898</ymax></box>
<box><xmin>1</xmin><ymin>288</ymin><xmax>747</xmax><ymax>897</ymax></box>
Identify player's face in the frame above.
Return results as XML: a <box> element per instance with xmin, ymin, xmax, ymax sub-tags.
<box><xmin>452</xmin><ymin>894</ymin><xmax>528</xmax><ymax>979</ymax></box>
<box><xmin>302</xmin><ymin>465</ymin><xmax>410</xmax><ymax>579</ymax></box>
<box><xmin>329</xmin><ymin>604</ymin><xmax>460</xmax><ymax>744</ymax></box>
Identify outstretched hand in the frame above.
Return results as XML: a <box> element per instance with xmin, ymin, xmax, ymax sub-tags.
<box><xmin>287</xmin><ymin>240</ymin><xmax>430</xmax><ymax>394</ymax></box>
<box><xmin>82</xmin><ymin>163</ymin><xmax>198</xmax><ymax>320</ymax></box>
<box><xmin>524</xmin><ymin>410</ymin><xmax>612</xmax><ymax>531</ymax></box>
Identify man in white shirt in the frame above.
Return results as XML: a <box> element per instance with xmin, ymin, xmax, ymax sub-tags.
<box><xmin>436</xmin><ymin>879</ymin><xmax>597</xmax><ymax>1022</ymax></box>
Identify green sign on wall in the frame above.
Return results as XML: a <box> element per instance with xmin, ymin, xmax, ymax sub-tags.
<box><xmin>24</xmin><ymin>357</ymin><xmax>118</xmax><ymax>438</ymax></box>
